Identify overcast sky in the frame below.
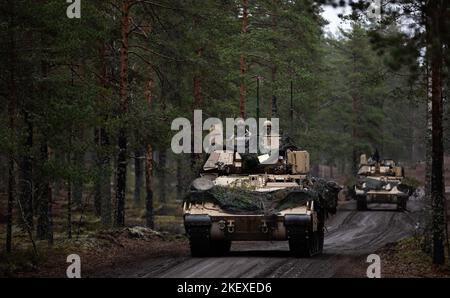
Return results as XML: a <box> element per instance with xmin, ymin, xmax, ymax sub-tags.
<box><xmin>321</xmin><ymin>4</ymin><xmax>352</xmax><ymax>36</ymax></box>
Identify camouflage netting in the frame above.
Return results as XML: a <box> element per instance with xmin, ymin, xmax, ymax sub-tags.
<box><xmin>358</xmin><ymin>177</ymin><xmax>416</xmax><ymax>195</ymax></box>
<box><xmin>360</xmin><ymin>177</ymin><xmax>397</xmax><ymax>190</ymax></box>
<box><xmin>184</xmin><ymin>178</ymin><xmax>341</xmax><ymax>216</ymax></box>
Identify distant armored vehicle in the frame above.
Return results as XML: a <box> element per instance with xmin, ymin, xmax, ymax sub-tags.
<box><xmin>353</xmin><ymin>153</ymin><xmax>413</xmax><ymax>211</ymax></box>
<box><xmin>183</xmin><ymin>123</ymin><xmax>340</xmax><ymax>257</ymax></box>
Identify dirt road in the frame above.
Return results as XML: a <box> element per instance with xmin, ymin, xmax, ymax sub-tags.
<box><xmin>95</xmin><ymin>199</ymin><xmax>423</xmax><ymax>278</ymax></box>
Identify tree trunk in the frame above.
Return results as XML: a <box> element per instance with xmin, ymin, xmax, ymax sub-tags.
<box><xmin>7</xmin><ymin>158</ymin><xmax>14</xmax><ymax>253</ymax></box>
<box><xmin>429</xmin><ymin>0</ymin><xmax>446</xmax><ymax>265</ymax></box>
<box><xmin>193</xmin><ymin>49</ymin><xmax>203</xmax><ymax>110</ymax></box>
<box><xmin>96</xmin><ymin>128</ymin><xmax>112</xmax><ymax>228</ymax></box>
<box><xmin>101</xmin><ymin>172</ymin><xmax>112</xmax><ymax>228</ymax></box>
<box><xmin>67</xmin><ymin>133</ymin><xmax>73</xmax><ymax>239</ymax></box>
<box><xmin>116</xmin><ymin>132</ymin><xmax>127</xmax><ymax>227</ymax></box>
<box><xmin>134</xmin><ymin>150</ymin><xmax>143</xmax><ymax>204</ymax></box>
<box><xmin>352</xmin><ymin>94</ymin><xmax>360</xmax><ymax>175</ymax></box>
<box><xmin>96</xmin><ymin>42</ymin><xmax>112</xmax><ymax>227</ymax></box>
<box><xmin>239</xmin><ymin>0</ymin><xmax>248</xmax><ymax>119</ymax></box>
<box><xmin>176</xmin><ymin>157</ymin><xmax>183</xmax><ymax>202</ymax></box>
<box><xmin>67</xmin><ymin>179</ymin><xmax>72</xmax><ymax>239</ymax></box>
<box><xmin>190</xmin><ymin>9</ymin><xmax>203</xmax><ymax>171</ymax></box>
<box><xmin>6</xmin><ymin>0</ymin><xmax>17</xmax><ymax>253</ymax></box>
<box><xmin>36</xmin><ymin>141</ymin><xmax>53</xmax><ymax>245</ymax></box>
<box><xmin>191</xmin><ymin>85</ymin><xmax>201</xmax><ymax>171</ymax></box>
<box><xmin>423</xmin><ymin>61</ymin><xmax>433</xmax><ymax>254</ymax></box>
<box><xmin>270</xmin><ymin>0</ymin><xmax>279</xmax><ymax>117</ymax></box>
<box><xmin>19</xmin><ymin>110</ymin><xmax>33</xmax><ymax>230</ymax></box>
<box><xmin>73</xmin><ymin>152</ymin><xmax>84</xmax><ymax>208</ymax></box>
<box><xmin>145</xmin><ymin>76</ymin><xmax>155</xmax><ymax>229</ymax></box>
<box><xmin>270</xmin><ymin>67</ymin><xmax>277</xmax><ymax>116</ymax></box>
<box><xmin>174</xmin><ymin>64</ymin><xmax>184</xmax><ymax>202</ymax></box>
<box><xmin>115</xmin><ymin>0</ymin><xmax>131</xmax><ymax>227</ymax></box>
<box><xmin>145</xmin><ymin>144</ymin><xmax>154</xmax><ymax>229</ymax></box>
<box><xmin>35</xmin><ymin>28</ymin><xmax>53</xmax><ymax>243</ymax></box>
<box><xmin>158</xmin><ymin>149</ymin><xmax>167</xmax><ymax>204</ymax></box>
<box><xmin>191</xmin><ymin>44</ymin><xmax>203</xmax><ymax>170</ymax></box>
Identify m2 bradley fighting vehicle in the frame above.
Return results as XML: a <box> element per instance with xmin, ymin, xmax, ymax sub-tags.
<box><xmin>353</xmin><ymin>151</ymin><xmax>415</xmax><ymax>211</ymax></box>
<box><xmin>182</xmin><ymin>120</ymin><xmax>341</xmax><ymax>258</ymax></box>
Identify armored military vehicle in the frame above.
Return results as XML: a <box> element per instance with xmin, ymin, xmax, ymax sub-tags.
<box><xmin>353</xmin><ymin>152</ymin><xmax>413</xmax><ymax>211</ymax></box>
<box><xmin>183</xmin><ymin>123</ymin><xmax>340</xmax><ymax>257</ymax></box>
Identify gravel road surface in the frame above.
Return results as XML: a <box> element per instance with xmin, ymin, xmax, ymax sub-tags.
<box><xmin>96</xmin><ymin>199</ymin><xmax>423</xmax><ymax>278</ymax></box>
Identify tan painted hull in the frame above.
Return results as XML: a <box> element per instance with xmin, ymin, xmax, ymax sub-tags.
<box><xmin>183</xmin><ymin>202</ymin><xmax>316</xmax><ymax>241</ymax></box>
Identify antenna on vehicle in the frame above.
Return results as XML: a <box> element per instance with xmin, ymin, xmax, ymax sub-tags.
<box><xmin>256</xmin><ymin>76</ymin><xmax>260</xmax><ymax>136</ymax></box>
<box><xmin>271</xmin><ymin>95</ymin><xmax>278</xmax><ymax>117</ymax></box>
<box><xmin>290</xmin><ymin>81</ymin><xmax>294</xmax><ymax>134</ymax></box>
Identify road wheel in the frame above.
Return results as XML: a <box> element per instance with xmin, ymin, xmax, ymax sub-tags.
<box><xmin>289</xmin><ymin>236</ymin><xmax>311</xmax><ymax>258</ymax></box>
<box><xmin>397</xmin><ymin>198</ymin><xmax>407</xmax><ymax>212</ymax></box>
<box><xmin>356</xmin><ymin>195</ymin><xmax>368</xmax><ymax>211</ymax></box>
<box><xmin>317</xmin><ymin>228</ymin><xmax>324</xmax><ymax>254</ymax></box>
<box><xmin>189</xmin><ymin>237</ymin><xmax>211</xmax><ymax>257</ymax></box>
<box><xmin>211</xmin><ymin>240</ymin><xmax>231</xmax><ymax>256</ymax></box>
<box><xmin>289</xmin><ymin>230</ymin><xmax>323</xmax><ymax>258</ymax></box>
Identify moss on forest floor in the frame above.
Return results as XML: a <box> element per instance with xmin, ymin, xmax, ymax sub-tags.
<box><xmin>379</xmin><ymin>237</ymin><xmax>450</xmax><ymax>278</ymax></box>
<box><xmin>0</xmin><ymin>225</ymin><xmax>187</xmax><ymax>278</ymax></box>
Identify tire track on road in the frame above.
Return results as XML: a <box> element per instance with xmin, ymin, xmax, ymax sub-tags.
<box><xmin>103</xmin><ymin>200</ymin><xmax>422</xmax><ymax>278</ymax></box>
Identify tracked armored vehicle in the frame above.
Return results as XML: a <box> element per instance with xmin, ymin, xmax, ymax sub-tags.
<box><xmin>183</xmin><ymin>124</ymin><xmax>340</xmax><ymax>257</ymax></box>
<box><xmin>353</xmin><ymin>153</ymin><xmax>414</xmax><ymax>211</ymax></box>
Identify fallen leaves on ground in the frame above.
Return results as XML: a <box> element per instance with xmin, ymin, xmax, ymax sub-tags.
<box><xmin>379</xmin><ymin>238</ymin><xmax>450</xmax><ymax>278</ymax></box>
<box><xmin>1</xmin><ymin>227</ymin><xmax>188</xmax><ymax>278</ymax></box>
